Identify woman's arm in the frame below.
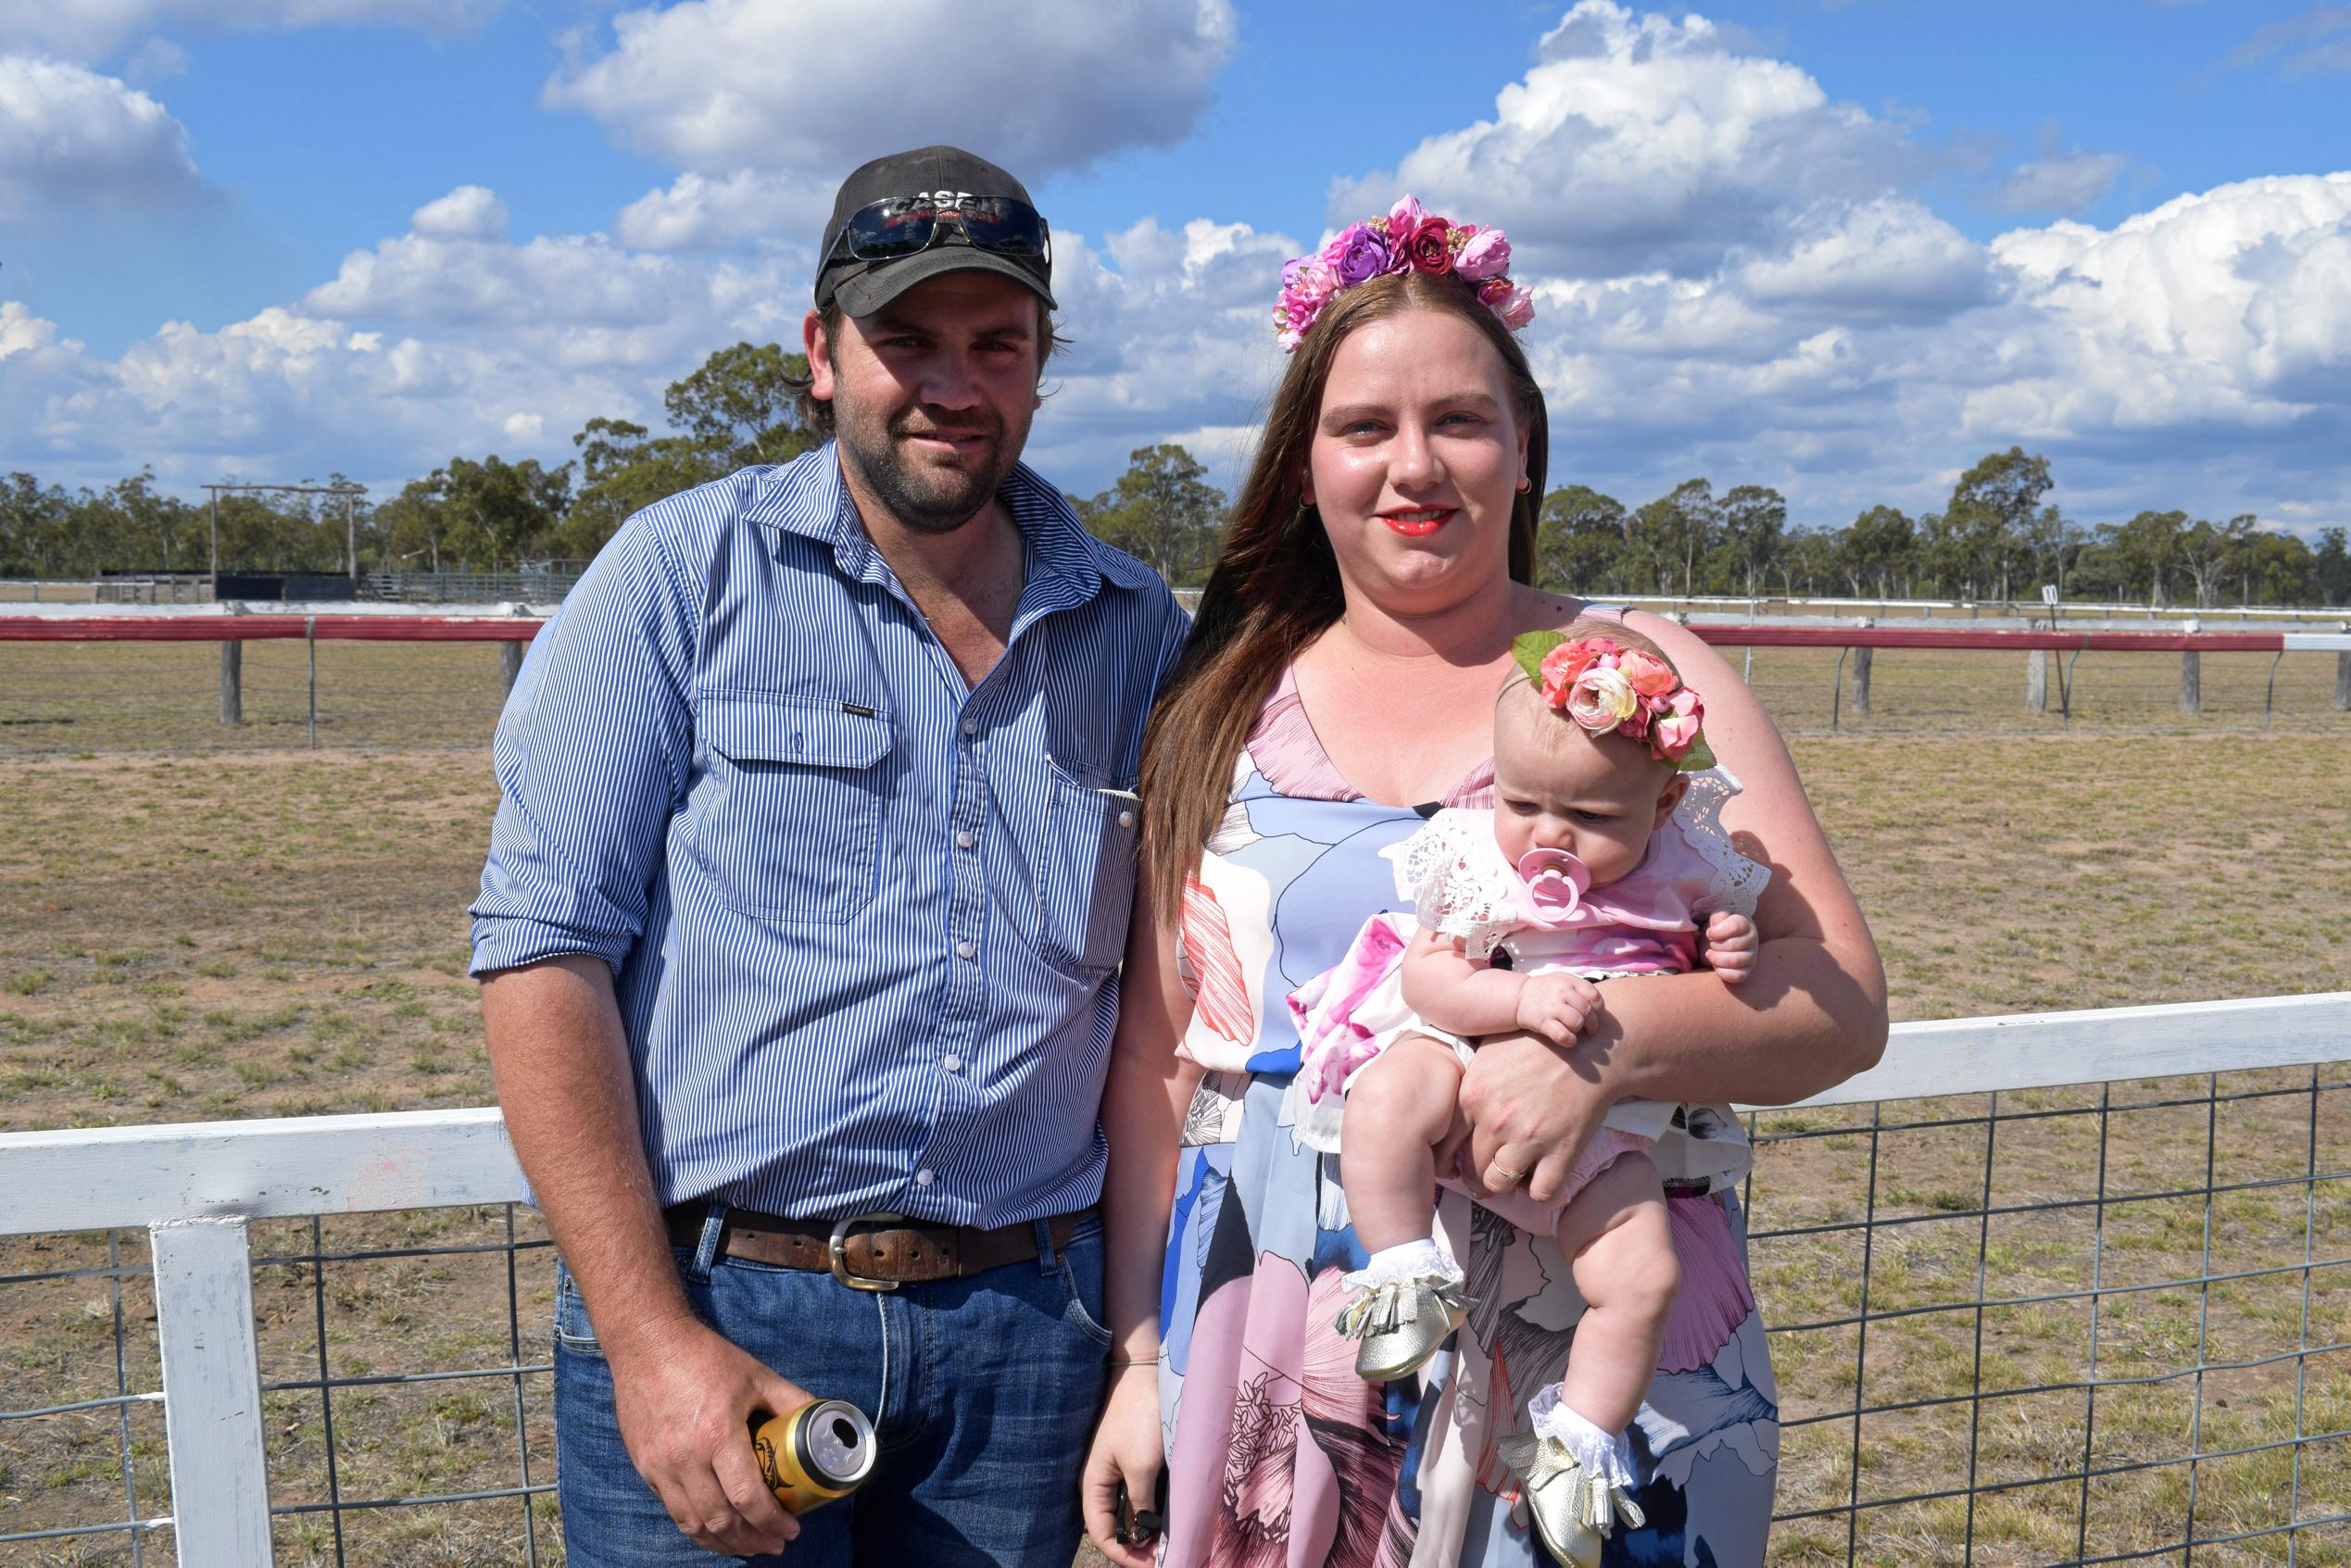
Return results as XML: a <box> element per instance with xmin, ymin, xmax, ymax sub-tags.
<box><xmin>1083</xmin><ymin>872</ymin><xmax>1201</xmax><ymax>1567</ymax></box>
<box><xmin>1456</xmin><ymin>614</ymin><xmax>1888</xmax><ymax>1200</ymax></box>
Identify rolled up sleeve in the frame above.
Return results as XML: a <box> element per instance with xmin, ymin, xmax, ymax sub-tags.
<box><xmin>469</xmin><ymin>518</ymin><xmax>698</xmax><ymax>978</ymax></box>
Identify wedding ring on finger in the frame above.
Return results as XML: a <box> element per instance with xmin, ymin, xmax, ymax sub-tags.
<box><xmin>1488</xmin><ymin>1161</ymin><xmax>1529</xmax><ymax>1190</ymax></box>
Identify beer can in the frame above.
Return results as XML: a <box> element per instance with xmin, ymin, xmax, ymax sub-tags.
<box><xmin>749</xmin><ymin>1399</ymin><xmax>876</xmax><ymax>1513</ymax></box>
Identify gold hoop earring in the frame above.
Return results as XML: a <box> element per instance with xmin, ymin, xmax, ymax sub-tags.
<box><xmin>1515</xmin><ymin>476</ymin><xmax>1531</xmax><ymax>494</ymax></box>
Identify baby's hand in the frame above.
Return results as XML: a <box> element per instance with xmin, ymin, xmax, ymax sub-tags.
<box><xmin>1704</xmin><ymin>911</ymin><xmax>1759</xmax><ymax>985</ymax></box>
<box><xmin>1513</xmin><ymin>972</ymin><xmax>1603</xmax><ymax>1046</ymax></box>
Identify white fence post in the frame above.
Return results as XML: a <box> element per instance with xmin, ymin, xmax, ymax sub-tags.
<box><xmin>152</xmin><ymin>1217</ymin><xmax>274</xmax><ymax>1565</ymax></box>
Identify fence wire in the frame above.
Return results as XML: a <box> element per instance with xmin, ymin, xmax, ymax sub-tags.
<box><xmin>1748</xmin><ymin>1065</ymin><xmax>2351</xmax><ymax>1564</ymax></box>
<box><xmin>4</xmin><ymin>1068</ymin><xmax>2346</xmax><ymax>1564</ymax></box>
<box><xmin>2</xmin><ymin>1206</ymin><xmax>559</xmax><ymax>1566</ymax></box>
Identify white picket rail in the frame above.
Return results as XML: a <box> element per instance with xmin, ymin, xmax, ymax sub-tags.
<box><xmin>3</xmin><ymin>991</ymin><xmax>2348</xmax><ymax>1563</ymax></box>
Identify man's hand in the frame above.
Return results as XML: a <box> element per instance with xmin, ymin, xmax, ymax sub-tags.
<box><xmin>606</xmin><ymin>1314</ymin><xmax>813</xmax><ymax>1558</ymax></box>
<box><xmin>1513</xmin><ymin>972</ymin><xmax>1603</xmax><ymax>1046</ymax></box>
<box><xmin>1702</xmin><ymin>910</ymin><xmax>1759</xmax><ymax>984</ymax></box>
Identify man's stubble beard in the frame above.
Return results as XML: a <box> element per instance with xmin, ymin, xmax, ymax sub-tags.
<box><xmin>836</xmin><ymin>400</ymin><xmax>1033</xmax><ymax>537</ymax></box>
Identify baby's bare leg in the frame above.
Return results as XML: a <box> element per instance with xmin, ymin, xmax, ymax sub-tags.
<box><xmin>1339</xmin><ymin>1035</ymin><xmax>1464</xmax><ymax>1253</ymax></box>
<box><xmin>1552</xmin><ymin>1152</ymin><xmax>1678</xmax><ymax>1433</ymax></box>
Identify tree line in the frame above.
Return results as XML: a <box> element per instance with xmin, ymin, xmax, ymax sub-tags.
<box><xmin>5</xmin><ymin>342</ymin><xmax>2346</xmax><ymax>608</ymax></box>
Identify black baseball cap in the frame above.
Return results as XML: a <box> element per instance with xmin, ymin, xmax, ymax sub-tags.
<box><xmin>814</xmin><ymin>145</ymin><xmax>1058</xmax><ymax>317</ymax></box>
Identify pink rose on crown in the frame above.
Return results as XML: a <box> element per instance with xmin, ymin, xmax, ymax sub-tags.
<box><xmin>1653</xmin><ymin>686</ymin><xmax>1705</xmax><ymax>761</ymax></box>
<box><xmin>1616</xmin><ymin>648</ymin><xmax>1677</xmax><ymax>698</ymax></box>
<box><xmin>1456</xmin><ymin>228</ymin><xmax>1512</xmax><ymax>281</ymax></box>
<box><xmin>1516</xmin><ymin>847</ymin><xmax>1591</xmax><ymax>921</ymax></box>
<box><xmin>1537</xmin><ymin>637</ymin><xmax>1616</xmax><ymax>707</ymax></box>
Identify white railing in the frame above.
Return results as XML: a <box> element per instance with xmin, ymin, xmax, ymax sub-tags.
<box><xmin>4</xmin><ymin>991</ymin><xmax>2348</xmax><ymax>1564</ymax></box>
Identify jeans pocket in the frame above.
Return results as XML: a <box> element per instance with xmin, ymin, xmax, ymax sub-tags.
<box><xmin>1055</xmin><ymin>1227</ymin><xmax>1115</xmax><ymax>1348</ymax></box>
<box><xmin>553</xmin><ymin>1262</ymin><xmax>604</xmax><ymax>1359</ymax></box>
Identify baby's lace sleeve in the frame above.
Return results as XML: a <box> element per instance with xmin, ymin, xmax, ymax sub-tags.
<box><xmin>1674</xmin><ymin>768</ymin><xmax>1771</xmax><ymax>918</ymax></box>
<box><xmin>1383</xmin><ymin>809</ymin><xmax>1522</xmax><ymax>960</ymax></box>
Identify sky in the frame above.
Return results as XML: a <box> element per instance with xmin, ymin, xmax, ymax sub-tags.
<box><xmin>3</xmin><ymin>0</ymin><xmax>2349</xmax><ymax>537</ymax></box>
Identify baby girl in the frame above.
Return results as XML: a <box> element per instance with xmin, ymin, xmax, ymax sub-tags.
<box><xmin>1287</xmin><ymin>620</ymin><xmax>1766</xmax><ymax>1563</ymax></box>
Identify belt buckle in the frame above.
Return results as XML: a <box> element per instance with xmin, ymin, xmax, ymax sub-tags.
<box><xmin>828</xmin><ymin>1212</ymin><xmax>905</xmax><ymax>1292</ymax></box>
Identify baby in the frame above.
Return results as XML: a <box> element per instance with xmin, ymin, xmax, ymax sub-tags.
<box><xmin>1288</xmin><ymin>620</ymin><xmax>1764</xmax><ymax>1564</ymax></box>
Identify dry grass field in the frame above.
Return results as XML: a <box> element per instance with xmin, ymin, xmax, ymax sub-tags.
<box><xmin>2</xmin><ymin>638</ymin><xmax>2348</xmax><ymax>1564</ymax></box>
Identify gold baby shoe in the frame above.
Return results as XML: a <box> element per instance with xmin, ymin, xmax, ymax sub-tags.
<box><xmin>1497</xmin><ymin>1428</ymin><xmax>1646</xmax><ymax>1568</ymax></box>
<box><xmin>1333</xmin><ymin>1275</ymin><xmax>1473</xmax><ymax>1382</ymax></box>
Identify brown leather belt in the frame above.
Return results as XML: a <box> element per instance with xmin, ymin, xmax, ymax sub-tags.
<box><xmin>664</xmin><ymin>1203</ymin><xmax>1088</xmax><ymax>1292</ymax></box>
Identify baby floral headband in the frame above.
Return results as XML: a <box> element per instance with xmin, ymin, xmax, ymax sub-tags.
<box><xmin>1272</xmin><ymin>195</ymin><xmax>1535</xmax><ymax>352</ymax></box>
<box><xmin>1511</xmin><ymin>632</ymin><xmax>1715</xmax><ymax>771</ymax></box>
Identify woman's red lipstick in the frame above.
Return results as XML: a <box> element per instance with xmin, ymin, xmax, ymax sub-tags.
<box><xmin>1382</xmin><ymin>509</ymin><xmax>1450</xmax><ymax>537</ymax></box>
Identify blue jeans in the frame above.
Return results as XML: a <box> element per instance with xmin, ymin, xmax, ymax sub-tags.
<box><xmin>552</xmin><ymin>1209</ymin><xmax>1112</xmax><ymax>1566</ymax></box>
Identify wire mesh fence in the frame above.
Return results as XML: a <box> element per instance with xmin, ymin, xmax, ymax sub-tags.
<box><xmin>3</xmin><ymin>1207</ymin><xmax>559</xmax><ymax>1567</ymax></box>
<box><xmin>1750</xmin><ymin>1065</ymin><xmax>2351</xmax><ymax>1564</ymax></box>
<box><xmin>5</xmin><ymin>1057</ymin><xmax>2346</xmax><ymax>1564</ymax></box>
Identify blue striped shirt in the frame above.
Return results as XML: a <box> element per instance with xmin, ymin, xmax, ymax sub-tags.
<box><xmin>470</xmin><ymin>446</ymin><xmax>1187</xmax><ymax>1226</ymax></box>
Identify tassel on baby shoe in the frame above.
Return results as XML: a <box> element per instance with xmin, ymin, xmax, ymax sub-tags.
<box><xmin>1332</xmin><ymin>1239</ymin><xmax>1473</xmax><ymax>1383</ymax></box>
<box><xmin>1496</xmin><ymin>1385</ymin><xmax>1644</xmax><ymax>1568</ymax></box>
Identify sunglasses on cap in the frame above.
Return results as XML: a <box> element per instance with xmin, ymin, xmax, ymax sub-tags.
<box><xmin>824</xmin><ymin>194</ymin><xmax>1051</xmax><ymax>269</ymax></box>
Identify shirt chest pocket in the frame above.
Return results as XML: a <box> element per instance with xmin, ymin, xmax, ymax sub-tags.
<box><xmin>1037</xmin><ymin>759</ymin><xmax>1140</xmax><ymax>976</ymax></box>
<box><xmin>692</xmin><ymin>694</ymin><xmax>894</xmax><ymax>923</ymax></box>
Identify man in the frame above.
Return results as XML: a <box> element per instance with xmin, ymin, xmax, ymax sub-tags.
<box><xmin>471</xmin><ymin>145</ymin><xmax>1186</xmax><ymax>1565</ymax></box>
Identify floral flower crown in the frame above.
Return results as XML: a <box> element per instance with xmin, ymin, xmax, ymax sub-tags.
<box><xmin>1272</xmin><ymin>195</ymin><xmax>1534</xmax><ymax>353</ymax></box>
<box><xmin>1511</xmin><ymin>631</ymin><xmax>1714</xmax><ymax>771</ymax></box>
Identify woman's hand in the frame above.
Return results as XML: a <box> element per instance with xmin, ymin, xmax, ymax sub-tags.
<box><xmin>1082</xmin><ymin>1363</ymin><xmax>1166</xmax><ymax>1568</ymax></box>
<box><xmin>1451</xmin><ymin>1028</ymin><xmax>1616</xmax><ymax>1204</ymax></box>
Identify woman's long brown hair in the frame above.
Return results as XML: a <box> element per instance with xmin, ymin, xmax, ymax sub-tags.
<box><xmin>1138</xmin><ymin>270</ymin><xmax>1551</xmax><ymax>911</ymax></box>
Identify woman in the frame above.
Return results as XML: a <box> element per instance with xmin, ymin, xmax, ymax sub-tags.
<box><xmin>1083</xmin><ymin>206</ymin><xmax>1887</xmax><ymax>1567</ymax></box>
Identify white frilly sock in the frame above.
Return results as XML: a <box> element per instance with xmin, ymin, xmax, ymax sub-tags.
<box><xmin>1342</xmin><ymin>1236</ymin><xmax>1463</xmax><ymax>1293</ymax></box>
<box><xmin>1527</xmin><ymin>1383</ymin><xmax>1640</xmax><ymax>1491</ymax></box>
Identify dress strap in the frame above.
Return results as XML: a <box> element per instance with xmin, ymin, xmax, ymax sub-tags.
<box><xmin>1244</xmin><ymin>668</ymin><xmax>1361</xmax><ymax>801</ymax></box>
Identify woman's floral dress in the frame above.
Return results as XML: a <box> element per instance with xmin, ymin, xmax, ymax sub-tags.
<box><xmin>1159</xmin><ymin>663</ymin><xmax>1780</xmax><ymax>1567</ymax></box>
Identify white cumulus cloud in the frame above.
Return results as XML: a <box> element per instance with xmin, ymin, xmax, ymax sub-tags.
<box><xmin>2</xmin><ymin>194</ymin><xmax>810</xmax><ymax>485</ymax></box>
<box><xmin>1737</xmin><ymin>197</ymin><xmax>1992</xmax><ymax>321</ymax></box>
<box><xmin>546</xmin><ymin>0</ymin><xmax>1235</xmax><ymax>178</ymax></box>
<box><xmin>1981</xmin><ymin>172</ymin><xmax>2351</xmax><ymax>436</ymax></box>
<box><xmin>0</xmin><ymin>54</ymin><xmax>202</xmax><ymax>220</ymax></box>
<box><xmin>1331</xmin><ymin>0</ymin><xmax>1918</xmax><ymax>280</ymax></box>
<box><xmin>409</xmin><ymin>183</ymin><xmax>508</xmax><ymax>240</ymax></box>
<box><xmin>614</xmin><ymin>169</ymin><xmax>836</xmax><ymax>253</ymax></box>
<box><xmin>0</xmin><ymin>300</ymin><xmax>71</xmax><ymax>359</ymax></box>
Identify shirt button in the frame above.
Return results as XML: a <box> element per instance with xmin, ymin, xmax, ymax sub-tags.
<box><xmin>960</xmin><ymin>717</ymin><xmax>978</xmax><ymax>737</ymax></box>
<box><xmin>956</xmin><ymin>939</ymin><xmax>975</xmax><ymax>960</ymax></box>
<box><xmin>1118</xmin><ymin>809</ymin><xmax>1136</xmax><ymax>828</ymax></box>
<box><xmin>956</xmin><ymin>829</ymin><xmax>975</xmax><ymax>850</ymax></box>
<box><xmin>942</xmin><ymin>1053</ymin><xmax>963</xmax><ymax>1073</ymax></box>
<box><xmin>914</xmin><ymin>1168</ymin><xmax>935</xmax><ymax>1187</ymax></box>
